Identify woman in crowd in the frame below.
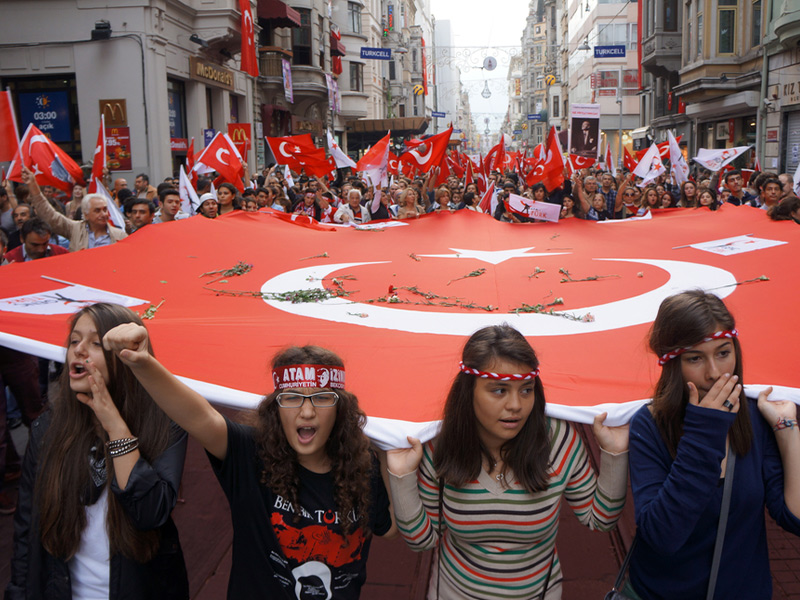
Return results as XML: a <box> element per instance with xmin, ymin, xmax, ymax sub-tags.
<box><xmin>679</xmin><ymin>181</ymin><xmax>698</xmax><ymax>208</ymax></box>
<box><xmin>269</xmin><ymin>185</ymin><xmax>292</xmax><ymax>213</ymax></box>
<box><xmin>767</xmin><ymin>195</ymin><xmax>800</xmax><ymax>223</ymax></box>
<box><xmin>65</xmin><ymin>184</ymin><xmax>85</xmax><ymax>220</ymax></box>
<box><xmin>698</xmin><ymin>187</ymin><xmax>719</xmax><ymax>211</ymax></box>
<box><xmin>628</xmin><ymin>291</ymin><xmax>800</xmax><ymax>599</ymax></box>
<box><xmin>396</xmin><ymin>188</ymin><xmax>424</xmax><ymax>220</ymax></box>
<box><xmin>460</xmin><ymin>191</ymin><xmax>483</xmax><ymax>213</ymax></box>
<box><xmin>560</xmin><ymin>194</ymin><xmax>584</xmax><ymax>219</ymax></box>
<box><xmin>7</xmin><ymin>303</ymin><xmax>188</xmax><ymax>599</ymax></box>
<box><xmin>100</xmin><ymin>325</ymin><xmax>396</xmax><ymax>599</ymax></box>
<box><xmin>216</xmin><ymin>183</ymin><xmax>242</xmax><ymax>216</ymax></box>
<box><xmin>387</xmin><ymin>325</ymin><xmax>628</xmax><ymax>599</ymax></box>
<box><xmin>433</xmin><ymin>186</ymin><xmax>452</xmax><ymax>212</ymax></box>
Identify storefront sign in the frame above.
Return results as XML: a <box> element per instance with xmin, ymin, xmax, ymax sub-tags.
<box><xmin>432</xmin><ymin>111</ymin><xmax>446</xmax><ymax>118</ymax></box>
<box><xmin>19</xmin><ymin>91</ymin><xmax>71</xmax><ymax>142</ymax></box>
<box><xmin>170</xmin><ymin>138</ymin><xmax>189</xmax><ymax>152</ymax></box>
<box><xmin>766</xmin><ymin>128</ymin><xmax>779</xmax><ymax>142</ymax></box>
<box><xmin>783</xmin><ymin>81</ymin><xmax>800</xmax><ymax>105</ymax></box>
<box><xmin>203</xmin><ymin>129</ymin><xmax>216</xmax><ymax>147</ymax></box>
<box><xmin>360</xmin><ymin>47</ymin><xmax>391</xmax><ymax>60</ymax></box>
<box><xmin>105</xmin><ymin>127</ymin><xmax>132</xmax><ymax>171</ymax></box>
<box><xmin>189</xmin><ymin>57</ymin><xmax>234</xmax><ymax>91</ymax></box>
<box><xmin>99</xmin><ymin>99</ymin><xmax>128</xmax><ymax>127</ymax></box>
<box><xmin>594</xmin><ymin>45</ymin><xmax>626</xmax><ymax>58</ymax></box>
<box><xmin>291</xmin><ymin>116</ymin><xmax>323</xmax><ymax>136</ymax></box>
<box><xmin>595</xmin><ymin>70</ymin><xmax>639</xmax><ymax>96</ymax></box>
<box><xmin>227</xmin><ymin>123</ymin><xmax>251</xmax><ymax>158</ymax></box>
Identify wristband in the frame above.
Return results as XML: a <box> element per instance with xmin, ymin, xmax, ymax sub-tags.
<box><xmin>106</xmin><ymin>437</ymin><xmax>137</xmax><ymax>450</ymax></box>
<box><xmin>773</xmin><ymin>418</ymin><xmax>797</xmax><ymax>432</ymax></box>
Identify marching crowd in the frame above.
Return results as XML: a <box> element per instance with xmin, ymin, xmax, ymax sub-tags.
<box><xmin>0</xmin><ymin>156</ymin><xmax>798</xmax><ymax>600</ymax></box>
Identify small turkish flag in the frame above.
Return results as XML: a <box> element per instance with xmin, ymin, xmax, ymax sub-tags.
<box><xmin>88</xmin><ymin>115</ymin><xmax>106</xmax><ymax>194</ymax></box>
<box><xmin>266</xmin><ymin>134</ymin><xmax>328</xmax><ymax>176</ymax></box>
<box><xmin>623</xmin><ymin>147</ymin><xmax>638</xmax><ymax>173</ymax></box>
<box><xmin>239</xmin><ymin>0</ymin><xmax>259</xmax><ymax>77</ymax></box>
<box><xmin>194</xmin><ymin>132</ymin><xmax>245</xmax><ymax>192</ymax></box>
<box><xmin>7</xmin><ymin>124</ymin><xmax>85</xmax><ymax>192</ymax></box>
<box><xmin>400</xmin><ymin>127</ymin><xmax>452</xmax><ymax>173</ymax></box>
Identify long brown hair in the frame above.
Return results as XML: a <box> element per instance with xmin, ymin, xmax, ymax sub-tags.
<box><xmin>253</xmin><ymin>346</ymin><xmax>373</xmax><ymax>535</ymax></box>
<box><xmin>434</xmin><ymin>325</ymin><xmax>551</xmax><ymax>493</ymax></box>
<box><xmin>649</xmin><ymin>291</ymin><xmax>752</xmax><ymax>458</ymax></box>
<box><xmin>36</xmin><ymin>303</ymin><xmax>172</xmax><ymax>562</ymax></box>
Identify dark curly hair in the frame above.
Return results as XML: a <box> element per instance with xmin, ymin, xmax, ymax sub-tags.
<box><xmin>253</xmin><ymin>346</ymin><xmax>373</xmax><ymax>535</ymax></box>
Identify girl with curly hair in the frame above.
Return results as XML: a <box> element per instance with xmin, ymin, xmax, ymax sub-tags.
<box><xmin>8</xmin><ymin>303</ymin><xmax>188</xmax><ymax>600</ymax></box>
<box><xmin>101</xmin><ymin>326</ymin><xmax>395</xmax><ymax>600</ymax></box>
<box><xmin>386</xmin><ymin>325</ymin><xmax>628</xmax><ymax>599</ymax></box>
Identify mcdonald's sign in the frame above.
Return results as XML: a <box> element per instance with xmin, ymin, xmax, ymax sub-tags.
<box><xmin>99</xmin><ymin>99</ymin><xmax>128</xmax><ymax>127</ymax></box>
<box><xmin>227</xmin><ymin>123</ymin><xmax>251</xmax><ymax>158</ymax></box>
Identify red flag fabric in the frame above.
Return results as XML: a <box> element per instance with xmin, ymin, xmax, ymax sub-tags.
<box><xmin>399</xmin><ymin>127</ymin><xmax>452</xmax><ymax>173</ymax></box>
<box><xmin>239</xmin><ymin>0</ymin><xmax>259</xmax><ymax>77</ymax></box>
<box><xmin>266</xmin><ymin>134</ymin><xmax>329</xmax><ymax>176</ymax></box>
<box><xmin>194</xmin><ymin>132</ymin><xmax>245</xmax><ymax>192</ymax></box>
<box><xmin>635</xmin><ymin>136</ymin><xmax>681</xmax><ymax>162</ymax></box>
<box><xmin>446</xmin><ymin>156</ymin><xmax>464</xmax><ymax>179</ymax></box>
<box><xmin>186</xmin><ymin>138</ymin><xmax>198</xmax><ymax>187</ymax></box>
<box><xmin>88</xmin><ymin>116</ymin><xmax>106</xmax><ymax>194</ymax></box>
<box><xmin>356</xmin><ymin>132</ymin><xmax>391</xmax><ymax>173</ymax></box>
<box><xmin>483</xmin><ymin>138</ymin><xmax>506</xmax><ymax>174</ymax></box>
<box><xmin>478</xmin><ymin>181</ymin><xmax>495</xmax><ymax>213</ymax></box>
<box><xmin>569</xmin><ymin>154</ymin><xmax>596</xmax><ymax>171</ymax></box>
<box><xmin>387</xmin><ymin>152</ymin><xmax>400</xmax><ymax>176</ymax></box>
<box><xmin>7</xmin><ymin>124</ymin><xmax>85</xmax><ymax>192</ymax></box>
<box><xmin>0</xmin><ymin>91</ymin><xmax>19</xmax><ymax>162</ymax></box>
<box><xmin>623</xmin><ymin>147</ymin><xmax>638</xmax><ymax>172</ymax></box>
<box><xmin>0</xmin><ymin>206</ymin><xmax>797</xmax><ymax>447</ymax></box>
<box><xmin>526</xmin><ymin>127</ymin><xmax>565</xmax><ymax>191</ymax></box>
<box><xmin>465</xmin><ymin>159</ymin><xmax>474</xmax><ymax>186</ymax></box>
<box><xmin>604</xmin><ymin>144</ymin><xmax>616</xmax><ymax>177</ymax></box>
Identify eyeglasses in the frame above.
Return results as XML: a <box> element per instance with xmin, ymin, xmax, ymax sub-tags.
<box><xmin>275</xmin><ymin>391</ymin><xmax>339</xmax><ymax>408</ymax></box>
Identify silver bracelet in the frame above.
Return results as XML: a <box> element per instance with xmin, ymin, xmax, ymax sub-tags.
<box><xmin>106</xmin><ymin>437</ymin><xmax>138</xmax><ymax>450</ymax></box>
<box><xmin>108</xmin><ymin>440</ymin><xmax>139</xmax><ymax>458</ymax></box>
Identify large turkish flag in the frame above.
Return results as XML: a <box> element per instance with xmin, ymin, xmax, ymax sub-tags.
<box><xmin>0</xmin><ymin>206</ymin><xmax>798</xmax><ymax>447</ymax></box>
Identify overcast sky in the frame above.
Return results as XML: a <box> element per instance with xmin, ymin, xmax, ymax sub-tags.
<box><xmin>430</xmin><ymin>0</ymin><xmax>530</xmax><ymax>133</ymax></box>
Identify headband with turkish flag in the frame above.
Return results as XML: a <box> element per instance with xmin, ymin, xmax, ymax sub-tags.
<box><xmin>0</xmin><ymin>206</ymin><xmax>797</xmax><ymax>448</ymax></box>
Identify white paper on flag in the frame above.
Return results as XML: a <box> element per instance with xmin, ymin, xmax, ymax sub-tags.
<box><xmin>178</xmin><ymin>165</ymin><xmax>200</xmax><ymax>214</ymax></box>
<box><xmin>326</xmin><ymin>129</ymin><xmax>356</xmax><ymax>169</ymax></box>
<box><xmin>668</xmin><ymin>131</ymin><xmax>689</xmax><ymax>186</ymax></box>
<box><xmin>0</xmin><ymin>285</ymin><xmax>148</xmax><ymax>316</ymax></box>
<box><xmin>692</xmin><ymin>146</ymin><xmax>751</xmax><ymax>172</ymax></box>
<box><xmin>507</xmin><ymin>193</ymin><xmax>561</xmax><ymax>222</ymax></box>
<box><xmin>633</xmin><ymin>143</ymin><xmax>666</xmax><ymax>186</ymax></box>
<box><xmin>688</xmin><ymin>235</ymin><xmax>787</xmax><ymax>256</ymax></box>
<box><xmin>95</xmin><ymin>180</ymin><xmax>126</xmax><ymax>230</ymax></box>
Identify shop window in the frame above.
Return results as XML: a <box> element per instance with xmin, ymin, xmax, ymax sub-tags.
<box><xmin>697</xmin><ymin>12</ymin><xmax>703</xmax><ymax>58</ymax></box>
<box><xmin>292</xmin><ymin>8</ymin><xmax>312</xmax><ymax>66</ymax></box>
<box><xmin>167</xmin><ymin>79</ymin><xmax>186</xmax><ymax>139</ymax></box>
<box><xmin>389</xmin><ymin>60</ymin><xmax>396</xmax><ymax>80</ymax></box>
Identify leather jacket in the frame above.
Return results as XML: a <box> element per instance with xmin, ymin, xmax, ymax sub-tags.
<box><xmin>6</xmin><ymin>412</ymin><xmax>189</xmax><ymax>600</ymax></box>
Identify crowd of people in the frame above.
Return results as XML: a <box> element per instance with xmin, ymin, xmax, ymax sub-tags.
<box><xmin>0</xmin><ymin>154</ymin><xmax>799</xmax><ymax>600</ymax></box>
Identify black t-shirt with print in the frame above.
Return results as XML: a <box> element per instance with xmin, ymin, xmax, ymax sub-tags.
<box><xmin>208</xmin><ymin>417</ymin><xmax>391</xmax><ymax>600</ymax></box>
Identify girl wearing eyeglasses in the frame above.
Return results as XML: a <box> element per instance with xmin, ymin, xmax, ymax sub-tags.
<box><xmin>102</xmin><ymin>324</ymin><xmax>396</xmax><ymax>599</ymax></box>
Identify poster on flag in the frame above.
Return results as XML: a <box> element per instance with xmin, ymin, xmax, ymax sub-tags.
<box><xmin>0</xmin><ymin>284</ymin><xmax>148</xmax><ymax>316</ymax></box>
<box><xmin>569</xmin><ymin>103</ymin><xmax>600</xmax><ymax>158</ymax></box>
<box><xmin>282</xmin><ymin>58</ymin><xmax>294</xmax><ymax>104</ymax></box>
<box><xmin>687</xmin><ymin>234</ymin><xmax>787</xmax><ymax>256</ymax></box>
<box><xmin>0</xmin><ymin>206</ymin><xmax>798</xmax><ymax>447</ymax></box>
<box><xmin>105</xmin><ymin>127</ymin><xmax>132</xmax><ymax>171</ymax></box>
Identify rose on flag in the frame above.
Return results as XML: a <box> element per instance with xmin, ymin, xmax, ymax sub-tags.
<box><xmin>0</xmin><ymin>90</ymin><xmax>20</xmax><ymax>163</ymax></box>
<box><xmin>693</xmin><ymin>146</ymin><xmax>752</xmax><ymax>172</ymax></box>
<box><xmin>238</xmin><ymin>0</ymin><xmax>259</xmax><ymax>77</ymax></box>
<box><xmin>399</xmin><ymin>127</ymin><xmax>452</xmax><ymax>173</ymax></box>
<box><xmin>88</xmin><ymin>115</ymin><xmax>106</xmax><ymax>194</ymax></box>
<box><xmin>0</xmin><ymin>206</ymin><xmax>797</xmax><ymax>448</ymax></box>
<box><xmin>194</xmin><ymin>132</ymin><xmax>245</xmax><ymax>192</ymax></box>
<box><xmin>7</xmin><ymin>124</ymin><xmax>85</xmax><ymax>192</ymax></box>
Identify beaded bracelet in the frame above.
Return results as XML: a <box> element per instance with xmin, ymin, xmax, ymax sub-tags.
<box><xmin>773</xmin><ymin>418</ymin><xmax>797</xmax><ymax>432</ymax></box>
<box><xmin>106</xmin><ymin>437</ymin><xmax>137</xmax><ymax>450</ymax></box>
<box><xmin>108</xmin><ymin>440</ymin><xmax>139</xmax><ymax>458</ymax></box>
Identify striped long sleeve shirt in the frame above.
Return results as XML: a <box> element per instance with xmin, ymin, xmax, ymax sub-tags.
<box><xmin>389</xmin><ymin>418</ymin><xmax>628</xmax><ymax>599</ymax></box>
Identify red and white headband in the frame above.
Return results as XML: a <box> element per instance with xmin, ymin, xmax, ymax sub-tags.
<box><xmin>459</xmin><ymin>361</ymin><xmax>540</xmax><ymax>381</ymax></box>
<box><xmin>272</xmin><ymin>364</ymin><xmax>346</xmax><ymax>390</ymax></box>
<box><xmin>658</xmin><ymin>329</ymin><xmax>738</xmax><ymax>366</ymax></box>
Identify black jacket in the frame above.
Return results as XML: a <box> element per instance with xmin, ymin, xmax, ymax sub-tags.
<box><xmin>6</xmin><ymin>412</ymin><xmax>189</xmax><ymax>600</ymax></box>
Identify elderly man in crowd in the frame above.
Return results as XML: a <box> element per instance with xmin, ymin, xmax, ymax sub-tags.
<box><xmin>23</xmin><ymin>166</ymin><xmax>127</xmax><ymax>250</ymax></box>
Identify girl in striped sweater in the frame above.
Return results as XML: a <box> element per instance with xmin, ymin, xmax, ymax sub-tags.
<box><xmin>387</xmin><ymin>325</ymin><xmax>629</xmax><ymax>599</ymax></box>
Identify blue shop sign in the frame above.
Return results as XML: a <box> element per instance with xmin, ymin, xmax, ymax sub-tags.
<box><xmin>594</xmin><ymin>45</ymin><xmax>626</xmax><ymax>58</ymax></box>
<box><xmin>360</xmin><ymin>47</ymin><xmax>392</xmax><ymax>60</ymax></box>
<box><xmin>19</xmin><ymin>91</ymin><xmax>71</xmax><ymax>142</ymax></box>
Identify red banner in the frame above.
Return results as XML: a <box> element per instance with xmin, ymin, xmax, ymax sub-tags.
<box><xmin>0</xmin><ymin>207</ymin><xmax>797</xmax><ymax>445</ymax></box>
<box><xmin>105</xmin><ymin>127</ymin><xmax>132</xmax><ymax>171</ymax></box>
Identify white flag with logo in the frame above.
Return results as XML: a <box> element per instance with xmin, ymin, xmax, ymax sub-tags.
<box><xmin>668</xmin><ymin>131</ymin><xmax>690</xmax><ymax>186</ymax></box>
<box><xmin>326</xmin><ymin>129</ymin><xmax>356</xmax><ymax>169</ymax></box>
<box><xmin>692</xmin><ymin>146</ymin><xmax>751</xmax><ymax>172</ymax></box>
<box><xmin>633</xmin><ymin>144</ymin><xmax>666</xmax><ymax>186</ymax></box>
<box><xmin>506</xmin><ymin>193</ymin><xmax>561</xmax><ymax>223</ymax></box>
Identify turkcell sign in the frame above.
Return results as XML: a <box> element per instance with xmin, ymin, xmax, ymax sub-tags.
<box><xmin>527</xmin><ymin>114</ymin><xmax>542</xmax><ymax>121</ymax></box>
<box><xmin>432</xmin><ymin>111</ymin><xmax>446</xmax><ymax>118</ymax></box>
<box><xmin>360</xmin><ymin>47</ymin><xmax>391</xmax><ymax>60</ymax></box>
<box><xmin>594</xmin><ymin>45</ymin><xmax>626</xmax><ymax>58</ymax></box>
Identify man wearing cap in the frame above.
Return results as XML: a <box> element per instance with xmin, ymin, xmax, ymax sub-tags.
<box><xmin>197</xmin><ymin>193</ymin><xmax>218</xmax><ymax>219</ymax></box>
